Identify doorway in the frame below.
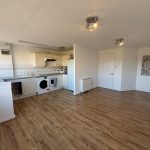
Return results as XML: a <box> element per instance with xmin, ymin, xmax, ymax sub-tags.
<box><xmin>98</xmin><ymin>52</ymin><xmax>114</xmax><ymax>89</ymax></box>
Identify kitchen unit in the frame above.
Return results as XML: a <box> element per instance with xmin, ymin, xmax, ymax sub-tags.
<box><xmin>22</xmin><ymin>78</ymin><xmax>37</xmax><ymax>96</ymax></box>
<box><xmin>67</xmin><ymin>59</ymin><xmax>74</xmax><ymax>91</ymax></box>
<box><xmin>35</xmin><ymin>52</ymin><xmax>63</xmax><ymax>67</ymax></box>
<box><xmin>4</xmin><ymin>77</ymin><xmax>37</xmax><ymax>100</ymax></box>
<box><xmin>0</xmin><ymin>43</ymin><xmax>74</xmax><ymax>101</ymax></box>
<box><xmin>63</xmin><ymin>74</ymin><xmax>68</xmax><ymax>89</ymax></box>
<box><xmin>0</xmin><ymin>81</ymin><xmax>15</xmax><ymax>123</ymax></box>
<box><xmin>4</xmin><ymin>73</ymin><xmax>65</xmax><ymax>100</ymax></box>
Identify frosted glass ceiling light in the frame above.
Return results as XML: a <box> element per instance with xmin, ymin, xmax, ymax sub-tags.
<box><xmin>86</xmin><ymin>16</ymin><xmax>98</xmax><ymax>32</ymax></box>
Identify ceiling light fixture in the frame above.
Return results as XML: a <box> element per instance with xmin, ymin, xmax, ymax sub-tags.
<box><xmin>86</xmin><ymin>16</ymin><xmax>98</xmax><ymax>32</ymax></box>
<box><xmin>116</xmin><ymin>38</ymin><xmax>125</xmax><ymax>47</ymax></box>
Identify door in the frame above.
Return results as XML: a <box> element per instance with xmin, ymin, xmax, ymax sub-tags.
<box><xmin>98</xmin><ymin>53</ymin><xmax>114</xmax><ymax>89</ymax></box>
<box><xmin>22</xmin><ymin>78</ymin><xmax>36</xmax><ymax>95</ymax></box>
<box><xmin>49</xmin><ymin>77</ymin><xmax>57</xmax><ymax>87</ymax></box>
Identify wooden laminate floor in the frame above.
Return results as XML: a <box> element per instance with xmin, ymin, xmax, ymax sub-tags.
<box><xmin>0</xmin><ymin>88</ymin><xmax>150</xmax><ymax>150</ymax></box>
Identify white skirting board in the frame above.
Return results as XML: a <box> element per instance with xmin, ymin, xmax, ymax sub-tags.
<box><xmin>81</xmin><ymin>78</ymin><xmax>92</xmax><ymax>93</ymax></box>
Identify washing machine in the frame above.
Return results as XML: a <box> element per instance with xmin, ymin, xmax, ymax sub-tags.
<box><xmin>36</xmin><ymin>76</ymin><xmax>49</xmax><ymax>94</ymax></box>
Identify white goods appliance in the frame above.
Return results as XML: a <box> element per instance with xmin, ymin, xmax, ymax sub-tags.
<box><xmin>81</xmin><ymin>78</ymin><xmax>92</xmax><ymax>93</ymax></box>
<box><xmin>49</xmin><ymin>77</ymin><xmax>57</xmax><ymax>91</ymax></box>
<box><xmin>67</xmin><ymin>59</ymin><xmax>74</xmax><ymax>91</ymax></box>
<box><xmin>36</xmin><ymin>77</ymin><xmax>49</xmax><ymax>94</ymax></box>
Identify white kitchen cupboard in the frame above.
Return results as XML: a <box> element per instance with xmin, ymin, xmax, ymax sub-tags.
<box><xmin>56</xmin><ymin>75</ymin><xmax>63</xmax><ymax>88</ymax></box>
<box><xmin>62</xmin><ymin>55</ymin><xmax>70</xmax><ymax>66</ymax></box>
<box><xmin>67</xmin><ymin>59</ymin><xmax>74</xmax><ymax>91</ymax></box>
<box><xmin>35</xmin><ymin>53</ymin><xmax>63</xmax><ymax>67</ymax></box>
<box><xmin>35</xmin><ymin>53</ymin><xmax>45</xmax><ymax>67</ymax></box>
<box><xmin>0</xmin><ymin>82</ymin><xmax>15</xmax><ymax>123</ymax></box>
<box><xmin>55</xmin><ymin>55</ymin><xmax>63</xmax><ymax>66</ymax></box>
<box><xmin>67</xmin><ymin>59</ymin><xmax>74</xmax><ymax>75</ymax></box>
<box><xmin>63</xmin><ymin>74</ymin><xmax>68</xmax><ymax>89</ymax></box>
<box><xmin>22</xmin><ymin>78</ymin><xmax>36</xmax><ymax>96</ymax></box>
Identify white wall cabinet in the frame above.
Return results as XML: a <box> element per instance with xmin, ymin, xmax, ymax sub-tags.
<box><xmin>62</xmin><ymin>55</ymin><xmax>70</xmax><ymax>66</ymax></box>
<box><xmin>35</xmin><ymin>53</ymin><xmax>63</xmax><ymax>67</ymax></box>
<box><xmin>22</xmin><ymin>78</ymin><xmax>36</xmax><ymax>96</ymax></box>
<box><xmin>35</xmin><ymin>53</ymin><xmax>45</xmax><ymax>67</ymax></box>
<box><xmin>55</xmin><ymin>55</ymin><xmax>62</xmax><ymax>66</ymax></box>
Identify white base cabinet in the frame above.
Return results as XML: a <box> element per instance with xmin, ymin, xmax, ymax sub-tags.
<box><xmin>63</xmin><ymin>74</ymin><xmax>68</xmax><ymax>89</ymax></box>
<box><xmin>22</xmin><ymin>78</ymin><xmax>36</xmax><ymax>96</ymax></box>
<box><xmin>0</xmin><ymin>82</ymin><xmax>15</xmax><ymax>123</ymax></box>
<box><xmin>57</xmin><ymin>75</ymin><xmax>63</xmax><ymax>88</ymax></box>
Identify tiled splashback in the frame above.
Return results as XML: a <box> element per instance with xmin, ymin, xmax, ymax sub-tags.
<box><xmin>0</xmin><ymin>67</ymin><xmax>62</xmax><ymax>78</ymax></box>
<box><xmin>14</xmin><ymin>67</ymin><xmax>61</xmax><ymax>77</ymax></box>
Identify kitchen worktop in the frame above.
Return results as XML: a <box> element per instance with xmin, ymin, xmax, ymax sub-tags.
<box><xmin>2</xmin><ymin>73</ymin><xmax>66</xmax><ymax>82</ymax></box>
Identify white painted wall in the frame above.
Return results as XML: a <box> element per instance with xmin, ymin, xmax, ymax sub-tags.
<box><xmin>121</xmin><ymin>48</ymin><xmax>138</xmax><ymax>91</ymax></box>
<box><xmin>74</xmin><ymin>44</ymin><xmax>98</xmax><ymax>95</ymax></box>
<box><xmin>0</xmin><ymin>82</ymin><xmax>15</xmax><ymax>122</ymax></box>
<box><xmin>136</xmin><ymin>47</ymin><xmax>150</xmax><ymax>92</ymax></box>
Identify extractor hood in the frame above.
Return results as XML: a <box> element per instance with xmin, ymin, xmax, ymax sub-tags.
<box><xmin>44</xmin><ymin>58</ymin><xmax>56</xmax><ymax>62</ymax></box>
<box><xmin>44</xmin><ymin>58</ymin><xmax>57</xmax><ymax>67</ymax></box>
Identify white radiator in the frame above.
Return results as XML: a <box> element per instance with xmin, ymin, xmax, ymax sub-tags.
<box><xmin>81</xmin><ymin>78</ymin><xmax>92</xmax><ymax>93</ymax></box>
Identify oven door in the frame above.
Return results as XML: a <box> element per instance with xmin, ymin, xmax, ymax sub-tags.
<box><xmin>50</xmin><ymin>78</ymin><xmax>57</xmax><ymax>87</ymax></box>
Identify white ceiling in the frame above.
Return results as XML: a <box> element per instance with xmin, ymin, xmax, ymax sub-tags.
<box><xmin>0</xmin><ymin>0</ymin><xmax>150</xmax><ymax>50</ymax></box>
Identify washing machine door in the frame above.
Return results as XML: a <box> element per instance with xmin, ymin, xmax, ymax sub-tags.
<box><xmin>39</xmin><ymin>80</ymin><xmax>48</xmax><ymax>89</ymax></box>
